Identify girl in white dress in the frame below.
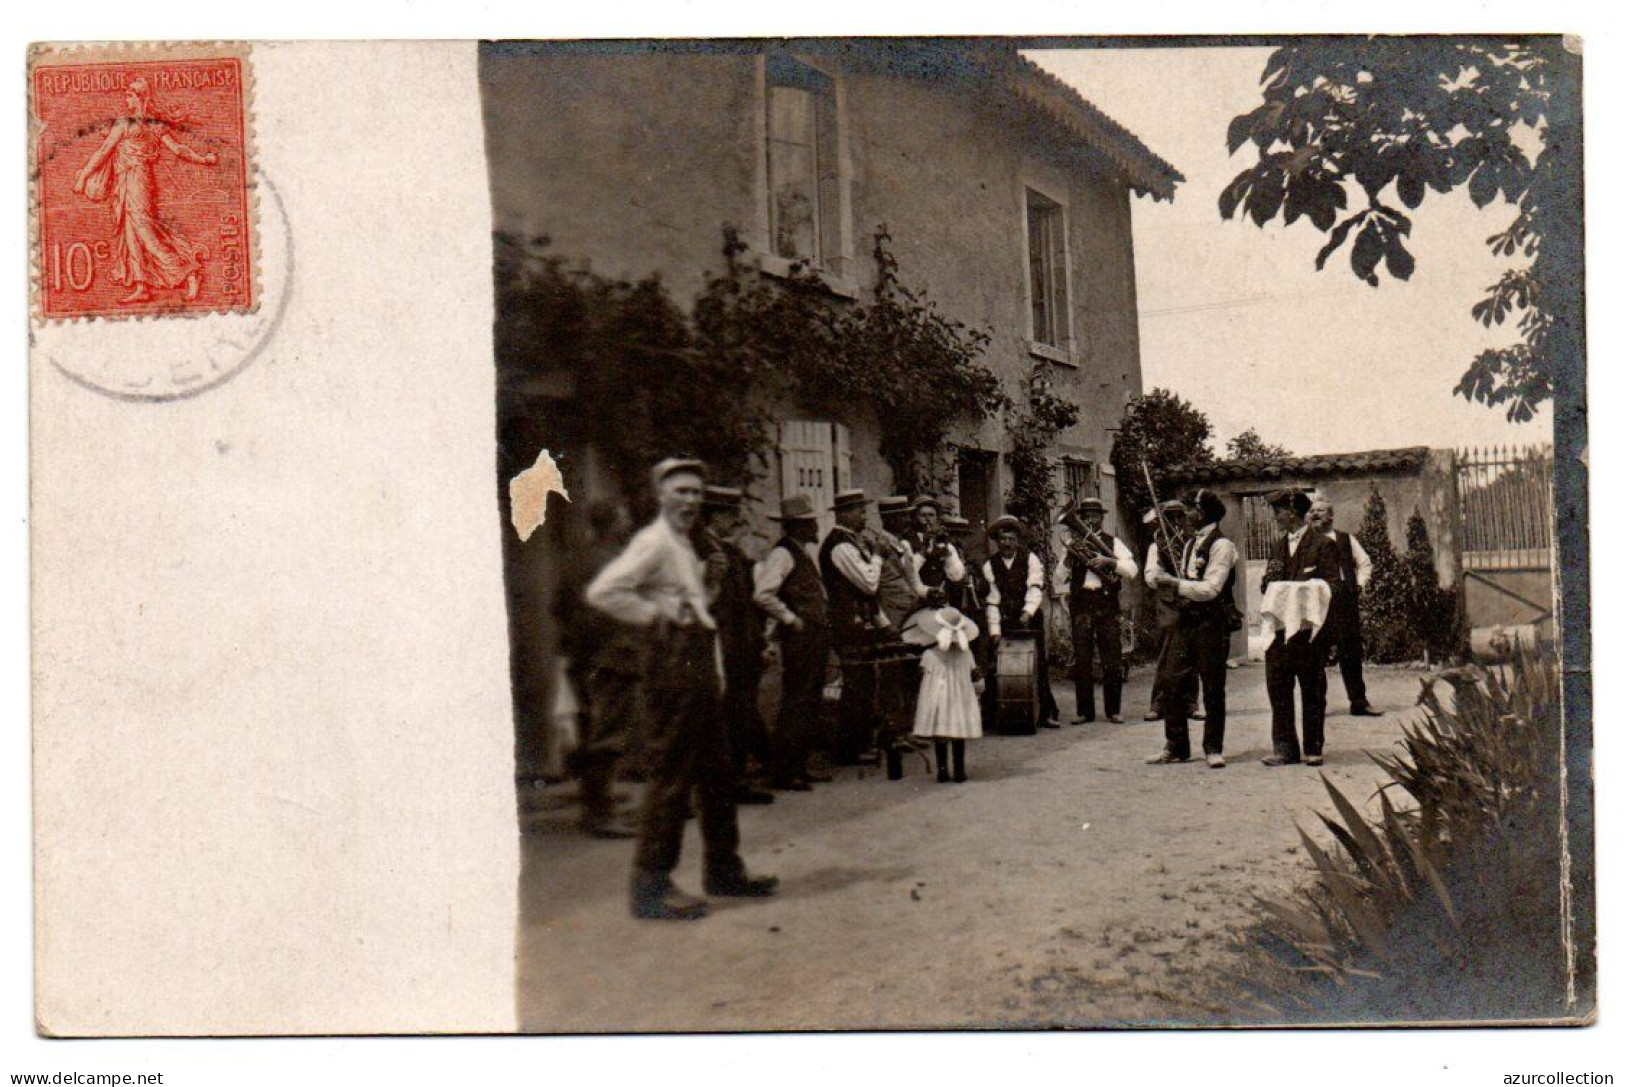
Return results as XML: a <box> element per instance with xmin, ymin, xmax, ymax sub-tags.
<box><xmin>910</xmin><ymin>607</ymin><xmax>983</xmax><ymax>783</ymax></box>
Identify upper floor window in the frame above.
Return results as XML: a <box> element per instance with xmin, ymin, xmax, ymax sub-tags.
<box><xmin>766</xmin><ymin>55</ymin><xmax>840</xmax><ymax>267</ymax></box>
<box><xmin>1026</xmin><ymin>187</ymin><xmax>1070</xmax><ymax>349</ymax></box>
<box><xmin>1064</xmin><ymin>458</ymin><xmax>1098</xmax><ymax>506</ymax></box>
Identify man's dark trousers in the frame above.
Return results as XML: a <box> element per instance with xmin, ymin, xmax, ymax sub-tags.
<box><xmin>833</xmin><ymin>636</ymin><xmax>879</xmax><ymax>764</ymax></box>
<box><xmin>1265</xmin><ymin>629</ymin><xmax>1330</xmax><ymax>761</ymax></box>
<box><xmin>1070</xmin><ymin>590</ymin><xmax>1122</xmax><ymax>720</ymax></box>
<box><xmin>634</xmin><ymin>626</ymin><xmax>744</xmax><ymax>882</ymax></box>
<box><xmin>772</xmin><ymin>621</ymin><xmax>829</xmax><ymax>784</ymax></box>
<box><xmin>1157</xmin><ymin>616</ymin><xmax>1227</xmax><ymax>758</ymax></box>
<box><xmin>1330</xmin><ymin>588</ymin><xmax>1369</xmax><ymax>709</ymax></box>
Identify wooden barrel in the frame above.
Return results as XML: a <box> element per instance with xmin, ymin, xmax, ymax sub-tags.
<box><xmin>994</xmin><ymin>631</ymin><xmax>1039</xmax><ymax>735</ymax></box>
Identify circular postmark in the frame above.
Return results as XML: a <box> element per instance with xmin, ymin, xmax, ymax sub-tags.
<box><xmin>32</xmin><ymin>167</ymin><xmax>292</xmax><ymax>402</ymax></box>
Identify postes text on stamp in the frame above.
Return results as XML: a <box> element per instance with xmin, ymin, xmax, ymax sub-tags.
<box><xmin>31</xmin><ymin>45</ymin><xmax>255</xmax><ymax>321</ymax></box>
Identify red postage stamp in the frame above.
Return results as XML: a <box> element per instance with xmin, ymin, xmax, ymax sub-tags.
<box><xmin>30</xmin><ymin>45</ymin><xmax>255</xmax><ymax>321</ymax></box>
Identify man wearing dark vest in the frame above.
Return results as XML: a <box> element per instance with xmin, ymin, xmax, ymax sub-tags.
<box><xmin>696</xmin><ymin>485</ymin><xmax>775</xmax><ymax>807</ymax></box>
<box><xmin>872</xmin><ymin>495</ymin><xmax>929</xmax><ymax>628</ymax></box>
<box><xmin>587</xmin><ymin>458</ymin><xmax>778</xmax><ymax>921</ymax></box>
<box><xmin>1259</xmin><ymin>489</ymin><xmax>1345</xmax><ymax>767</ymax></box>
<box><xmin>1142</xmin><ymin>498</ymin><xmax>1200</xmax><ymax>724</ymax></box>
<box><xmin>1310</xmin><ymin>498</ymin><xmax>1383</xmax><ymax>717</ymax></box>
<box><xmin>982</xmin><ymin>515</ymin><xmax>1061</xmax><ymax>728</ymax></box>
<box><xmin>819</xmin><ymin>489</ymin><xmax>890</xmax><ymax>764</ymax></box>
<box><xmin>1145</xmin><ymin>489</ymin><xmax>1238</xmax><ymax>768</ymax></box>
<box><xmin>904</xmin><ymin>496</ymin><xmax>968</xmax><ymax>601</ymax></box>
<box><xmin>1053</xmin><ymin>497</ymin><xmax>1138</xmax><ymax>724</ymax></box>
<box><xmin>753</xmin><ymin>494</ymin><xmax>832</xmax><ymax>792</ymax></box>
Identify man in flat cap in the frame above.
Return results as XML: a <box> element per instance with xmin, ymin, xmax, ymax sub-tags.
<box><xmin>696</xmin><ymin>485</ymin><xmax>775</xmax><ymax>806</ymax></box>
<box><xmin>1053</xmin><ymin>497</ymin><xmax>1138</xmax><ymax>724</ymax></box>
<box><xmin>1144</xmin><ymin>489</ymin><xmax>1238</xmax><ymax>768</ymax></box>
<box><xmin>820</xmin><ymin>489</ymin><xmax>890</xmax><ymax>765</ymax></box>
<box><xmin>983</xmin><ymin>514</ymin><xmax>1061</xmax><ymax>728</ymax></box>
<box><xmin>1257</xmin><ymin>488</ymin><xmax>1345</xmax><ymax>767</ymax></box>
<box><xmin>753</xmin><ymin>494</ymin><xmax>832</xmax><ymax>792</ymax></box>
<box><xmin>1308</xmin><ymin>498</ymin><xmax>1383</xmax><ymax>718</ymax></box>
<box><xmin>587</xmin><ymin>458</ymin><xmax>778</xmax><ymax>920</ymax></box>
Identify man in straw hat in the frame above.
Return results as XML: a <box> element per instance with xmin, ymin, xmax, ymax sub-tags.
<box><xmin>983</xmin><ymin>514</ymin><xmax>1061</xmax><ymax>728</ymax></box>
<box><xmin>1144</xmin><ymin>488</ymin><xmax>1238</xmax><ymax>768</ymax></box>
<box><xmin>696</xmin><ymin>484</ymin><xmax>775</xmax><ymax>806</ymax></box>
<box><xmin>819</xmin><ymin>489</ymin><xmax>891</xmax><ymax>765</ymax></box>
<box><xmin>753</xmin><ymin>493</ymin><xmax>833</xmax><ymax>792</ymax></box>
<box><xmin>1142</xmin><ymin>498</ymin><xmax>1200</xmax><ymax>723</ymax></box>
<box><xmin>587</xmin><ymin>458</ymin><xmax>778</xmax><ymax>920</ymax></box>
<box><xmin>872</xmin><ymin>495</ymin><xmax>930</xmax><ymax>628</ymax></box>
<box><xmin>1053</xmin><ymin>497</ymin><xmax>1138</xmax><ymax>725</ymax></box>
<box><xmin>1257</xmin><ymin>488</ymin><xmax>1344</xmax><ymax>767</ymax></box>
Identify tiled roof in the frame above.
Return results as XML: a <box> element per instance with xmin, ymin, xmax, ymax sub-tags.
<box><xmin>1164</xmin><ymin>447</ymin><xmax>1433</xmax><ymax>484</ymax></box>
<box><xmin>996</xmin><ymin>50</ymin><xmax>1184</xmax><ymax>202</ymax></box>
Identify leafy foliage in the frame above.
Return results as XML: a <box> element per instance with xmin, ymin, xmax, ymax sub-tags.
<box><xmin>1402</xmin><ymin>511</ymin><xmax>1464</xmax><ymax>661</ymax></box>
<box><xmin>1003</xmin><ymin>365</ymin><xmax>1081</xmax><ymax>570</ymax></box>
<box><xmin>1246</xmin><ymin>646</ymin><xmax>1570</xmax><ymax>1020</ymax></box>
<box><xmin>494</xmin><ymin>232</ymin><xmax>775</xmax><ymax>499</ymax></box>
<box><xmin>843</xmin><ymin>227</ymin><xmax>1006</xmax><ymax>495</ymax></box>
<box><xmin>1108</xmin><ymin>388</ymin><xmax>1216</xmax><ymax>544</ymax></box>
<box><xmin>1225</xmin><ymin>427</ymin><xmax>1292</xmax><ymax>461</ymax></box>
<box><xmin>495</xmin><ymin>227</ymin><xmax>1004</xmax><ymax>505</ymax></box>
<box><xmin>1221</xmin><ymin>38</ymin><xmax>1581</xmax><ymax>421</ymax></box>
<box><xmin>1354</xmin><ymin>489</ymin><xmax>1463</xmax><ymax>663</ymax></box>
<box><xmin>1354</xmin><ymin>488</ymin><xmax>1416</xmax><ymax>663</ymax></box>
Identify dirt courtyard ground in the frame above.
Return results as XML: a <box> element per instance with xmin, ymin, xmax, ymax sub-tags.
<box><xmin>515</xmin><ymin>662</ymin><xmax>1433</xmax><ymax>1031</ymax></box>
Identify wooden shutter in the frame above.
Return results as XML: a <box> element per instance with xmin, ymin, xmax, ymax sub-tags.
<box><xmin>778</xmin><ymin>420</ymin><xmax>837</xmax><ymax>536</ymax></box>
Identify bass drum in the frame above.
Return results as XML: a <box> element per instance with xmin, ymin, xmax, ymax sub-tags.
<box><xmin>994</xmin><ymin>631</ymin><xmax>1039</xmax><ymax>735</ymax></box>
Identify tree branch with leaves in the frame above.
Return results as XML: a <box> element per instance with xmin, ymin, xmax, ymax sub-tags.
<box><xmin>1220</xmin><ymin>37</ymin><xmax>1580</xmax><ymax>422</ymax></box>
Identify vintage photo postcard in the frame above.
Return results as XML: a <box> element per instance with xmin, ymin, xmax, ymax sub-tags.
<box><xmin>28</xmin><ymin>36</ymin><xmax>1591</xmax><ymax>1036</ymax></box>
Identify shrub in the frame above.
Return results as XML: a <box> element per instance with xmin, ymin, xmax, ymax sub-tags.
<box><xmin>1245</xmin><ymin>645</ymin><xmax>1577</xmax><ymax>1022</ymax></box>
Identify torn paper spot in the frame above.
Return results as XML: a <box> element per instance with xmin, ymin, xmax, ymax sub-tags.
<box><xmin>509</xmin><ymin>449</ymin><xmax>569</xmax><ymax>542</ymax></box>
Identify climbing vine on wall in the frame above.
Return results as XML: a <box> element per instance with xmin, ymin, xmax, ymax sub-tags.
<box><xmin>1002</xmin><ymin>365</ymin><xmax>1081</xmax><ymax>570</ymax></box>
<box><xmin>494</xmin><ymin>226</ymin><xmax>1006</xmax><ymax>502</ymax></box>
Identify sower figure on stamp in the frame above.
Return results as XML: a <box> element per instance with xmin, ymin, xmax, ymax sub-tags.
<box><xmin>73</xmin><ymin>77</ymin><xmax>219</xmax><ymax>306</ymax></box>
<box><xmin>1258</xmin><ymin>489</ymin><xmax>1344</xmax><ymax>768</ymax></box>
<box><xmin>982</xmin><ymin>515</ymin><xmax>1061</xmax><ymax>728</ymax></box>
<box><xmin>1309</xmin><ymin>498</ymin><xmax>1383</xmax><ymax>718</ymax></box>
<box><xmin>1145</xmin><ymin>489</ymin><xmax>1238</xmax><ymax>768</ymax></box>
<box><xmin>753</xmin><ymin>494</ymin><xmax>833</xmax><ymax>793</ymax></box>
<box><xmin>819</xmin><ymin>490</ymin><xmax>891</xmax><ymax>766</ymax></box>
<box><xmin>1053</xmin><ymin>497</ymin><xmax>1138</xmax><ymax>725</ymax></box>
<box><xmin>554</xmin><ymin>500</ymin><xmax>642</xmax><ymax>838</ymax></box>
<box><xmin>587</xmin><ymin>458</ymin><xmax>778</xmax><ymax>921</ymax></box>
<box><xmin>696</xmin><ymin>485</ymin><xmax>775</xmax><ymax>807</ymax></box>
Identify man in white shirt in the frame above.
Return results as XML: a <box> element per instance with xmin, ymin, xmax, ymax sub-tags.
<box><xmin>1144</xmin><ymin>489</ymin><xmax>1239</xmax><ymax>768</ymax></box>
<box><xmin>1052</xmin><ymin>497</ymin><xmax>1138</xmax><ymax>724</ymax></box>
<box><xmin>1310</xmin><ymin>499</ymin><xmax>1383</xmax><ymax>717</ymax></box>
<box><xmin>983</xmin><ymin>515</ymin><xmax>1060</xmax><ymax>729</ymax></box>
<box><xmin>587</xmin><ymin>458</ymin><xmax>778</xmax><ymax>921</ymax></box>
